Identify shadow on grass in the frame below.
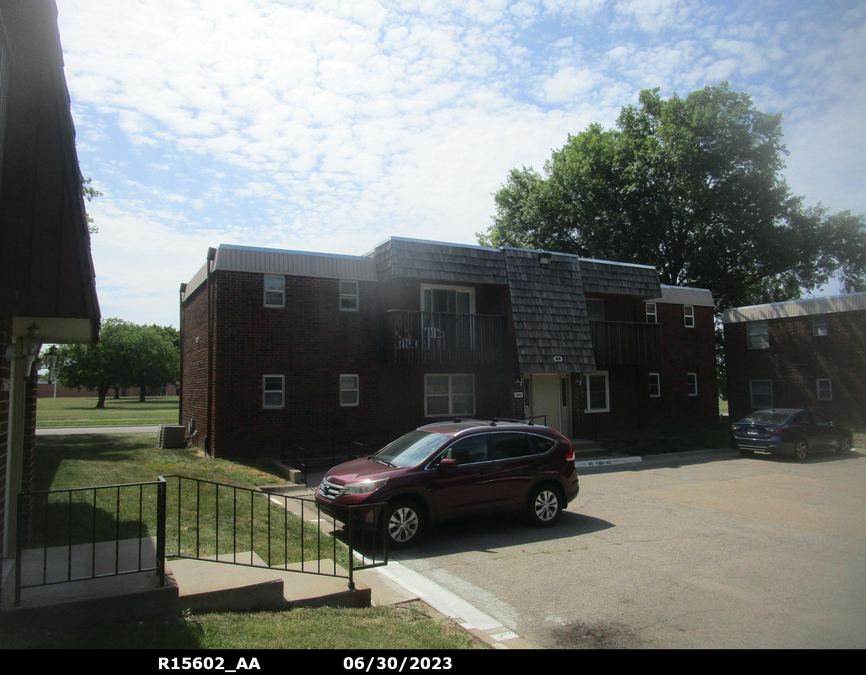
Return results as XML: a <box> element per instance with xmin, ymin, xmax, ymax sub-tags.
<box><xmin>34</xmin><ymin>434</ymin><xmax>156</xmax><ymax>491</ymax></box>
<box><xmin>0</xmin><ymin>616</ymin><xmax>207</xmax><ymax>649</ymax></box>
<box><xmin>24</xmin><ymin>495</ymin><xmax>158</xmax><ymax>549</ymax></box>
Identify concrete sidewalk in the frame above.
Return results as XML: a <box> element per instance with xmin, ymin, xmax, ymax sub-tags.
<box><xmin>36</xmin><ymin>425</ymin><xmax>161</xmax><ymax>435</ymax></box>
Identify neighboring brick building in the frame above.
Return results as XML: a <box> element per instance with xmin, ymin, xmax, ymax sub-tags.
<box><xmin>1</xmin><ymin>2</ymin><xmax>100</xmax><ymax>581</ymax></box>
<box><xmin>723</xmin><ymin>293</ymin><xmax>866</xmax><ymax>429</ymax></box>
<box><xmin>180</xmin><ymin>239</ymin><xmax>717</xmax><ymax>458</ymax></box>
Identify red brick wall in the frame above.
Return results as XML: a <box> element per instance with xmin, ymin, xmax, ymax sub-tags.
<box><xmin>648</xmin><ymin>302</ymin><xmax>718</xmax><ymax>426</ymax></box>
<box><xmin>574</xmin><ymin>300</ymin><xmax>719</xmax><ymax>437</ymax></box>
<box><xmin>180</xmin><ymin>281</ymin><xmax>210</xmax><ymax>451</ymax></box>
<box><xmin>180</xmin><ymin>270</ymin><xmax>527</xmax><ymax>457</ymax></box>
<box><xmin>725</xmin><ymin>309</ymin><xmax>866</xmax><ymax>428</ymax></box>
<box><xmin>207</xmin><ymin>272</ymin><xmax>381</xmax><ymax>457</ymax></box>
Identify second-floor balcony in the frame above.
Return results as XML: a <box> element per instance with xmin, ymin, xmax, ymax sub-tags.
<box><xmin>590</xmin><ymin>321</ymin><xmax>661</xmax><ymax>365</ymax></box>
<box><xmin>382</xmin><ymin>310</ymin><xmax>507</xmax><ymax>364</ymax></box>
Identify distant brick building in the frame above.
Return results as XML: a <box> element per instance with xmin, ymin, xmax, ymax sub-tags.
<box><xmin>180</xmin><ymin>239</ymin><xmax>718</xmax><ymax>458</ymax></box>
<box><xmin>723</xmin><ymin>293</ymin><xmax>866</xmax><ymax>429</ymax></box>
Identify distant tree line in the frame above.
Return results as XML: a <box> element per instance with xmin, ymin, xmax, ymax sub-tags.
<box><xmin>53</xmin><ymin>319</ymin><xmax>180</xmax><ymax>408</ymax></box>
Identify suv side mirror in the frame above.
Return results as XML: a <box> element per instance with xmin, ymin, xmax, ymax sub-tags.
<box><xmin>438</xmin><ymin>458</ymin><xmax>458</xmax><ymax>470</ymax></box>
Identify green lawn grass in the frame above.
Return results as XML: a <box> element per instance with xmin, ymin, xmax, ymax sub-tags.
<box><xmin>0</xmin><ymin>601</ymin><xmax>487</xmax><ymax>649</ymax></box>
<box><xmin>36</xmin><ymin>396</ymin><xmax>179</xmax><ymax>427</ymax></box>
<box><xmin>32</xmin><ymin>433</ymin><xmax>348</xmax><ymax>569</ymax></box>
<box><xmin>21</xmin><ymin>434</ymin><xmax>486</xmax><ymax>650</ymax></box>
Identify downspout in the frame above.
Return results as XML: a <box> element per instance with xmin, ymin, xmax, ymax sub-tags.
<box><xmin>178</xmin><ymin>282</ymin><xmax>186</xmax><ymax>425</ymax></box>
<box><xmin>205</xmin><ymin>247</ymin><xmax>216</xmax><ymax>457</ymax></box>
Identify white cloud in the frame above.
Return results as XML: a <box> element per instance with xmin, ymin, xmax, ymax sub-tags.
<box><xmin>55</xmin><ymin>0</ymin><xmax>866</xmax><ymax>326</ymax></box>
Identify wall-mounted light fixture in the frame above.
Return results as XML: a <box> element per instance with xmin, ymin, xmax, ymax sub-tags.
<box><xmin>45</xmin><ymin>345</ymin><xmax>59</xmax><ymax>383</ymax></box>
<box><xmin>539</xmin><ymin>251</ymin><xmax>552</xmax><ymax>266</ymax></box>
<box><xmin>22</xmin><ymin>323</ymin><xmax>43</xmax><ymax>377</ymax></box>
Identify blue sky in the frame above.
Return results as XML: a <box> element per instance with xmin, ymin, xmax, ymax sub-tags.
<box><xmin>56</xmin><ymin>0</ymin><xmax>866</xmax><ymax>327</ymax></box>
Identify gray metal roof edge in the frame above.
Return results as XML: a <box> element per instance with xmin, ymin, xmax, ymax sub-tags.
<box><xmin>660</xmin><ymin>283</ymin><xmax>713</xmax><ymax>293</ymax></box>
<box><xmin>577</xmin><ymin>256</ymin><xmax>657</xmax><ymax>271</ymax></box>
<box><xmin>650</xmin><ymin>285</ymin><xmax>715</xmax><ymax>307</ymax></box>
<box><xmin>182</xmin><ymin>262</ymin><xmax>209</xmax><ymax>302</ymax></box>
<box><xmin>218</xmin><ymin>243</ymin><xmax>372</xmax><ymax>263</ymax></box>
<box><xmin>367</xmin><ymin>236</ymin><xmax>498</xmax><ymax>257</ymax></box>
<box><xmin>721</xmin><ymin>291</ymin><xmax>866</xmax><ymax>324</ymax></box>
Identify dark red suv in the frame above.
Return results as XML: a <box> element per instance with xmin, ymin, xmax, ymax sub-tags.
<box><xmin>315</xmin><ymin>420</ymin><xmax>580</xmax><ymax>548</ymax></box>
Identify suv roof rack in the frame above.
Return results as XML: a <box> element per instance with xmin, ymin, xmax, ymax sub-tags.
<box><xmin>450</xmin><ymin>417</ymin><xmax>536</xmax><ymax>427</ymax></box>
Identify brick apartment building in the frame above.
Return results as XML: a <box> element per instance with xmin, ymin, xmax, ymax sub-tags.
<box><xmin>180</xmin><ymin>238</ymin><xmax>717</xmax><ymax>459</ymax></box>
<box><xmin>1</xmin><ymin>2</ymin><xmax>100</xmax><ymax>579</ymax></box>
<box><xmin>723</xmin><ymin>293</ymin><xmax>866</xmax><ymax>428</ymax></box>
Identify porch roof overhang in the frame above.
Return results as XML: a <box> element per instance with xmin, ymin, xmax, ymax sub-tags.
<box><xmin>0</xmin><ymin>1</ymin><xmax>100</xmax><ymax>344</ymax></box>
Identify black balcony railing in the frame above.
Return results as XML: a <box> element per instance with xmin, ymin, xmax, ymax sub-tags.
<box><xmin>381</xmin><ymin>310</ymin><xmax>506</xmax><ymax>364</ymax></box>
<box><xmin>590</xmin><ymin>320</ymin><xmax>661</xmax><ymax>365</ymax></box>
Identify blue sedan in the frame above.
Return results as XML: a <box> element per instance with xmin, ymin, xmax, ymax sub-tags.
<box><xmin>730</xmin><ymin>409</ymin><xmax>853</xmax><ymax>460</ymax></box>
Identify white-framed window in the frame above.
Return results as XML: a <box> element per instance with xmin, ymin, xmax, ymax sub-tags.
<box><xmin>645</xmin><ymin>302</ymin><xmax>657</xmax><ymax>324</ymax></box>
<box><xmin>687</xmin><ymin>373</ymin><xmax>698</xmax><ymax>396</ymax></box>
<box><xmin>264</xmin><ymin>275</ymin><xmax>285</xmax><ymax>308</ymax></box>
<box><xmin>340</xmin><ymin>281</ymin><xmax>359</xmax><ymax>311</ymax></box>
<box><xmin>750</xmin><ymin>380</ymin><xmax>773</xmax><ymax>408</ymax></box>
<box><xmin>747</xmin><ymin>320</ymin><xmax>769</xmax><ymax>349</ymax></box>
<box><xmin>586</xmin><ymin>298</ymin><xmax>605</xmax><ymax>322</ymax></box>
<box><xmin>684</xmin><ymin>305</ymin><xmax>695</xmax><ymax>328</ymax></box>
<box><xmin>425</xmin><ymin>374</ymin><xmax>475</xmax><ymax>417</ymax></box>
<box><xmin>816</xmin><ymin>378</ymin><xmax>832</xmax><ymax>401</ymax></box>
<box><xmin>585</xmin><ymin>371</ymin><xmax>610</xmax><ymax>413</ymax></box>
<box><xmin>263</xmin><ymin>375</ymin><xmax>285</xmax><ymax>408</ymax></box>
<box><xmin>421</xmin><ymin>284</ymin><xmax>475</xmax><ymax>314</ymax></box>
<box><xmin>649</xmin><ymin>373</ymin><xmax>660</xmax><ymax>398</ymax></box>
<box><xmin>340</xmin><ymin>374</ymin><xmax>359</xmax><ymax>407</ymax></box>
<box><xmin>812</xmin><ymin>316</ymin><xmax>828</xmax><ymax>337</ymax></box>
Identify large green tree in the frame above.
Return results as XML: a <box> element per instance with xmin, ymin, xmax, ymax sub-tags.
<box><xmin>128</xmin><ymin>325</ymin><xmax>179</xmax><ymax>402</ymax></box>
<box><xmin>55</xmin><ymin>319</ymin><xmax>179</xmax><ymax>407</ymax></box>
<box><xmin>479</xmin><ymin>84</ymin><xmax>866</xmax><ymax>311</ymax></box>
<box><xmin>55</xmin><ymin>318</ymin><xmax>137</xmax><ymax>408</ymax></box>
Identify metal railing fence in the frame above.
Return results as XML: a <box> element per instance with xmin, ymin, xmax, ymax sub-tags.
<box><xmin>15</xmin><ymin>478</ymin><xmax>166</xmax><ymax>606</ymax></box>
<box><xmin>161</xmin><ymin>475</ymin><xmax>387</xmax><ymax>590</ymax></box>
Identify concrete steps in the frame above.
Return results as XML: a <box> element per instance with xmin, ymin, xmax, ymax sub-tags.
<box><xmin>2</xmin><ymin>541</ymin><xmax>415</xmax><ymax>629</ymax></box>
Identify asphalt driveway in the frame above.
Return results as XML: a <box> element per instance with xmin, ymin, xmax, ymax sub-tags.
<box><xmin>392</xmin><ymin>448</ymin><xmax>866</xmax><ymax>648</ymax></box>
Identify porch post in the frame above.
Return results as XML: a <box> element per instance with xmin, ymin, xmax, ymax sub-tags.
<box><xmin>3</xmin><ymin>341</ymin><xmax>26</xmax><ymax>561</ymax></box>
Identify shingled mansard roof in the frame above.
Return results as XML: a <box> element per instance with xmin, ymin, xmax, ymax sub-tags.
<box><xmin>182</xmin><ymin>238</ymin><xmax>679</xmax><ymax>373</ymax></box>
<box><xmin>502</xmin><ymin>248</ymin><xmax>596</xmax><ymax>373</ymax></box>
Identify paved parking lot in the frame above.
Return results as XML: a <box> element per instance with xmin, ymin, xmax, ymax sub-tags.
<box><xmin>393</xmin><ymin>448</ymin><xmax>866</xmax><ymax>648</ymax></box>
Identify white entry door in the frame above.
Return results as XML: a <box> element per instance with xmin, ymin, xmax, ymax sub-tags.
<box><xmin>525</xmin><ymin>373</ymin><xmax>571</xmax><ymax>437</ymax></box>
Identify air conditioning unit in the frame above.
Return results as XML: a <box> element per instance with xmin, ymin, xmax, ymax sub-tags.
<box><xmin>158</xmin><ymin>424</ymin><xmax>186</xmax><ymax>448</ymax></box>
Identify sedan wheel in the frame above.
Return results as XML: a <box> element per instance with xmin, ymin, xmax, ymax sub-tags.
<box><xmin>387</xmin><ymin>500</ymin><xmax>424</xmax><ymax>548</ymax></box>
<box><xmin>795</xmin><ymin>439</ymin><xmax>809</xmax><ymax>461</ymax></box>
<box><xmin>528</xmin><ymin>486</ymin><xmax>562</xmax><ymax>527</ymax></box>
<box><xmin>836</xmin><ymin>437</ymin><xmax>852</xmax><ymax>455</ymax></box>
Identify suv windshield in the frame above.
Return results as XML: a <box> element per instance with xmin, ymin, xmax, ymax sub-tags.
<box><xmin>374</xmin><ymin>430</ymin><xmax>449</xmax><ymax>468</ymax></box>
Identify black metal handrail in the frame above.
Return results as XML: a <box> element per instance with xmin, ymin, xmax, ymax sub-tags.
<box><xmin>162</xmin><ymin>475</ymin><xmax>387</xmax><ymax>590</ymax></box>
<box><xmin>15</xmin><ymin>478</ymin><xmax>167</xmax><ymax>606</ymax></box>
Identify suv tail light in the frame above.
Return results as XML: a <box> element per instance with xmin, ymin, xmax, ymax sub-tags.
<box><xmin>564</xmin><ymin>440</ymin><xmax>574</xmax><ymax>461</ymax></box>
